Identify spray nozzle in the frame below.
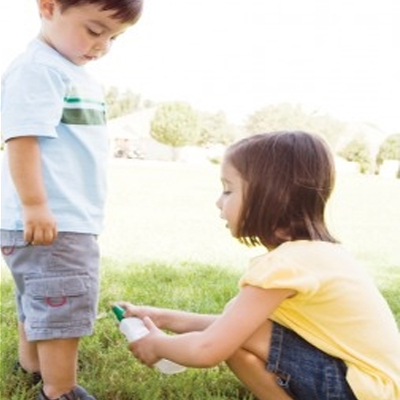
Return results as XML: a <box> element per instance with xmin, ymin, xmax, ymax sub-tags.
<box><xmin>112</xmin><ymin>305</ymin><xmax>126</xmax><ymax>321</ymax></box>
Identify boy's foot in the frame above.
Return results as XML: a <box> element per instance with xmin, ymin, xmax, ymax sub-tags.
<box><xmin>13</xmin><ymin>361</ymin><xmax>42</xmax><ymax>385</ymax></box>
<box><xmin>37</xmin><ymin>385</ymin><xmax>98</xmax><ymax>400</ymax></box>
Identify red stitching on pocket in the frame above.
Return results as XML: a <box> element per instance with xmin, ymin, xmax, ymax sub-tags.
<box><xmin>1</xmin><ymin>246</ymin><xmax>15</xmax><ymax>256</ymax></box>
<box><xmin>45</xmin><ymin>297</ymin><xmax>67</xmax><ymax>307</ymax></box>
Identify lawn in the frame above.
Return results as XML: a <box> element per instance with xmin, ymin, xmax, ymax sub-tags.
<box><xmin>1</xmin><ymin>159</ymin><xmax>399</xmax><ymax>399</ymax></box>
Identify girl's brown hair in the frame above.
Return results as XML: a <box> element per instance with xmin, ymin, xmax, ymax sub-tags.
<box><xmin>56</xmin><ymin>0</ymin><xmax>143</xmax><ymax>24</ymax></box>
<box><xmin>225</xmin><ymin>131</ymin><xmax>338</xmax><ymax>248</ymax></box>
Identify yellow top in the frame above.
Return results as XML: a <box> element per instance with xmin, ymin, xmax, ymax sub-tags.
<box><xmin>239</xmin><ymin>241</ymin><xmax>400</xmax><ymax>400</ymax></box>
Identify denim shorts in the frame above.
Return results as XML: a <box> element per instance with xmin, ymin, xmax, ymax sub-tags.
<box><xmin>1</xmin><ymin>230</ymin><xmax>100</xmax><ymax>341</ymax></box>
<box><xmin>267</xmin><ymin>322</ymin><xmax>358</xmax><ymax>400</ymax></box>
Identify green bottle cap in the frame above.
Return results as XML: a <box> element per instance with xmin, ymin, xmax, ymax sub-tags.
<box><xmin>112</xmin><ymin>305</ymin><xmax>126</xmax><ymax>321</ymax></box>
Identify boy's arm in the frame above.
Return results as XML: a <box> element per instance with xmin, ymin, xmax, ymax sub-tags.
<box><xmin>7</xmin><ymin>136</ymin><xmax>58</xmax><ymax>245</ymax></box>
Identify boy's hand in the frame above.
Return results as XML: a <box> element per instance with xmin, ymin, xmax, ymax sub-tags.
<box><xmin>23</xmin><ymin>203</ymin><xmax>58</xmax><ymax>245</ymax></box>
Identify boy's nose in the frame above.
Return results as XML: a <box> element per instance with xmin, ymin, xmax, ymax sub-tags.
<box><xmin>94</xmin><ymin>39</ymin><xmax>112</xmax><ymax>53</ymax></box>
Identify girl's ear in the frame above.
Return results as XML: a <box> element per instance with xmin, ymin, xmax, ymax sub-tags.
<box><xmin>38</xmin><ymin>0</ymin><xmax>57</xmax><ymax>18</ymax></box>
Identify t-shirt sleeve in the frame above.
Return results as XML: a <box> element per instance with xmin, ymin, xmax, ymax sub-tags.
<box><xmin>239</xmin><ymin>250</ymin><xmax>320</xmax><ymax>298</ymax></box>
<box><xmin>1</xmin><ymin>63</ymin><xmax>65</xmax><ymax>141</ymax></box>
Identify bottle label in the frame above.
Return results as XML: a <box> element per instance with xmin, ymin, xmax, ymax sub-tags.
<box><xmin>120</xmin><ymin>318</ymin><xmax>149</xmax><ymax>342</ymax></box>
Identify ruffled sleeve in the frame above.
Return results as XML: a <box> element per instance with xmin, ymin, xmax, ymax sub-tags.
<box><xmin>239</xmin><ymin>246</ymin><xmax>320</xmax><ymax>299</ymax></box>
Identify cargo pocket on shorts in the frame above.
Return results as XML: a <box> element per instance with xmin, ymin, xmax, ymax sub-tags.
<box><xmin>23</xmin><ymin>274</ymin><xmax>91</xmax><ymax>329</ymax></box>
<box><xmin>1</xmin><ymin>230</ymin><xmax>29</xmax><ymax>256</ymax></box>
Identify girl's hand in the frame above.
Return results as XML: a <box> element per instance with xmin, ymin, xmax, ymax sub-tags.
<box><xmin>128</xmin><ymin>316</ymin><xmax>166</xmax><ymax>367</ymax></box>
<box><xmin>117</xmin><ymin>302</ymin><xmax>163</xmax><ymax>328</ymax></box>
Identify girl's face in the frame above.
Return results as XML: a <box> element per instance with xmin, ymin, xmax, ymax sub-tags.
<box><xmin>216</xmin><ymin>158</ymin><xmax>245</xmax><ymax>238</ymax></box>
<box><xmin>39</xmin><ymin>0</ymin><xmax>132</xmax><ymax>65</ymax></box>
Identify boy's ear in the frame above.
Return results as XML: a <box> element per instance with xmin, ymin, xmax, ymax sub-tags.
<box><xmin>38</xmin><ymin>0</ymin><xmax>57</xmax><ymax>18</ymax></box>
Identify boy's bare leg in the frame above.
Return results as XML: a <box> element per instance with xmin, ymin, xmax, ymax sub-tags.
<box><xmin>37</xmin><ymin>338</ymin><xmax>79</xmax><ymax>399</ymax></box>
<box><xmin>226</xmin><ymin>321</ymin><xmax>294</xmax><ymax>400</ymax></box>
<box><xmin>18</xmin><ymin>321</ymin><xmax>40</xmax><ymax>372</ymax></box>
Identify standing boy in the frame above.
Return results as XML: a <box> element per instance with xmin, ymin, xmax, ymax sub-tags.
<box><xmin>1</xmin><ymin>0</ymin><xmax>143</xmax><ymax>399</ymax></box>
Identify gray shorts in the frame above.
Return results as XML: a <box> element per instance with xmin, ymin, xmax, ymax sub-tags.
<box><xmin>1</xmin><ymin>230</ymin><xmax>100</xmax><ymax>341</ymax></box>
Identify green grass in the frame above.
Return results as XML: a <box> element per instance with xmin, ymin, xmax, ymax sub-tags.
<box><xmin>1</xmin><ymin>160</ymin><xmax>399</xmax><ymax>399</ymax></box>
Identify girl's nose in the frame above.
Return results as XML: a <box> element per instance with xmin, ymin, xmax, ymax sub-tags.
<box><xmin>216</xmin><ymin>195</ymin><xmax>223</xmax><ymax>210</ymax></box>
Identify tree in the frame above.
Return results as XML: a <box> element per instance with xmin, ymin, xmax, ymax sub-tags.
<box><xmin>150</xmin><ymin>102</ymin><xmax>200</xmax><ymax>160</ymax></box>
<box><xmin>338</xmin><ymin>136</ymin><xmax>372</xmax><ymax>174</ymax></box>
<box><xmin>376</xmin><ymin>133</ymin><xmax>400</xmax><ymax>178</ymax></box>
<box><xmin>105</xmin><ymin>86</ymin><xmax>141</xmax><ymax>119</ymax></box>
<box><xmin>376</xmin><ymin>134</ymin><xmax>400</xmax><ymax>164</ymax></box>
<box><xmin>197</xmin><ymin>111</ymin><xmax>235</xmax><ymax>146</ymax></box>
<box><xmin>244</xmin><ymin>103</ymin><xmax>346</xmax><ymax>149</ymax></box>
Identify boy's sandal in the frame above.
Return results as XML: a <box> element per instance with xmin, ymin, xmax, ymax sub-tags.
<box><xmin>37</xmin><ymin>385</ymin><xmax>98</xmax><ymax>400</ymax></box>
<box><xmin>13</xmin><ymin>361</ymin><xmax>42</xmax><ymax>385</ymax></box>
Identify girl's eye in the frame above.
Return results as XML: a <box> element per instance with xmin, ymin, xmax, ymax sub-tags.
<box><xmin>223</xmin><ymin>190</ymin><xmax>231</xmax><ymax>195</ymax></box>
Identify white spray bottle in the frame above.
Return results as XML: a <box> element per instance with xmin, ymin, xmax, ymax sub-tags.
<box><xmin>112</xmin><ymin>305</ymin><xmax>186</xmax><ymax>375</ymax></box>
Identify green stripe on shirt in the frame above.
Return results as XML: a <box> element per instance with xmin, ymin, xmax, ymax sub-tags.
<box><xmin>64</xmin><ymin>97</ymin><xmax>105</xmax><ymax>107</ymax></box>
<box><xmin>61</xmin><ymin>108</ymin><xmax>106</xmax><ymax>125</ymax></box>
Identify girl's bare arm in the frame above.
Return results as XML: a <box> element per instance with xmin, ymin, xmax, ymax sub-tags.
<box><xmin>126</xmin><ymin>287</ymin><xmax>295</xmax><ymax>368</ymax></box>
<box><xmin>118</xmin><ymin>301</ymin><xmax>217</xmax><ymax>333</ymax></box>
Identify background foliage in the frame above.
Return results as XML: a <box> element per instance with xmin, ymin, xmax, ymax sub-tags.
<box><xmin>105</xmin><ymin>88</ymin><xmax>399</xmax><ymax>176</ymax></box>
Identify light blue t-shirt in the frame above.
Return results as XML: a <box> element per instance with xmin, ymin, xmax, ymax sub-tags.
<box><xmin>1</xmin><ymin>39</ymin><xmax>109</xmax><ymax>234</ymax></box>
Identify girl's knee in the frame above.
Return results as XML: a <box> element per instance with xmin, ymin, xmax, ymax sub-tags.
<box><xmin>226</xmin><ymin>347</ymin><xmax>253</xmax><ymax>367</ymax></box>
<box><xmin>226</xmin><ymin>347</ymin><xmax>266</xmax><ymax>374</ymax></box>
<box><xmin>226</xmin><ymin>348</ymin><xmax>293</xmax><ymax>400</ymax></box>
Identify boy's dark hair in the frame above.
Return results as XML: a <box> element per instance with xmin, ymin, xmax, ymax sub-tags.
<box><xmin>57</xmin><ymin>0</ymin><xmax>143</xmax><ymax>24</ymax></box>
<box><xmin>225</xmin><ymin>131</ymin><xmax>338</xmax><ymax>248</ymax></box>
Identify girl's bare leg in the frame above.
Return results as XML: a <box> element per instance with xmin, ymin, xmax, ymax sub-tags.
<box><xmin>226</xmin><ymin>320</ymin><xmax>294</xmax><ymax>400</ymax></box>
